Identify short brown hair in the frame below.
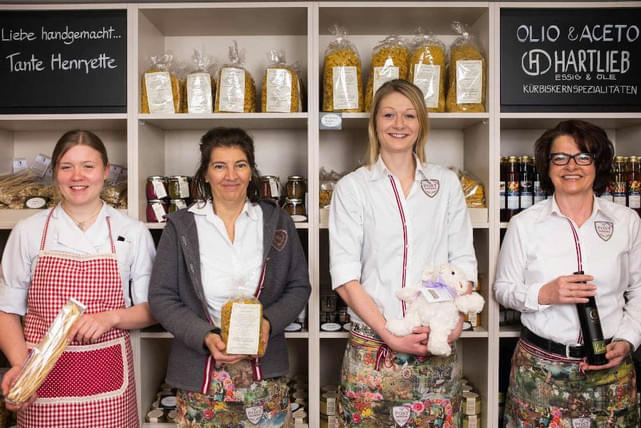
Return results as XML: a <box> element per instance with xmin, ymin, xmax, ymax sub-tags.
<box><xmin>367</xmin><ymin>79</ymin><xmax>429</xmax><ymax>166</ymax></box>
<box><xmin>52</xmin><ymin>130</ymin><xmax>108</xmax><ymax>174</ymax></box>
<box><xmin>192</xmin><ymin>127</ymin><xmax>260</xmax><ymax>203</ymax></box>
<box><xmin>534</xmin><ymin>120</ymin><xmax>614</xmax><ymax>195</ymax></box>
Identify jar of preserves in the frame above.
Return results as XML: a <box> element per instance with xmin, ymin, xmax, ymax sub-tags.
<box><xmin>259</xmin><ymin>175</ymin><xmax>281</xmax><ymax>200</ymax></box>
<box><xmin>146</xmin><ymin>176</ymin><xmax>168</xmax><ymax>200</ymax></box>
<box><xmin>282</xmin><ymin>198</ymin><xmax>306</xmax><ymax>221</ymax></box>
<box><xmin>168</xmin><ymin>175</ymin><xmax>190</xmax><ymax>199</ymax></box>
<box><xmin>168</xmin><ymin>199</ymin><xmax>188</xmax><ymax>213</ymax></box>
<box><xmin>147</xmin><ymin>200</ymin><xmax>168</xmax><ymax>223</ymax></box>
<box><xmin>286</xmin><ymin>175</ymin><xmax>306</xmax><ymax>199</ymax></box>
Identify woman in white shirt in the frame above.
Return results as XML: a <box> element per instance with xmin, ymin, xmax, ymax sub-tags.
<box><xmin>0</xmin><ymin>130</ymin><xmax>156</xmax><ymax>427</ymax></box>
<box><xmin>329</xmin><ymin>80</ymin><xmax>477</xmax><ymax>427</ymax></box>
<box><xmin>495</xmin><ymin>120</ymin><xmax>640</xmax><ymax>426</ymax></box>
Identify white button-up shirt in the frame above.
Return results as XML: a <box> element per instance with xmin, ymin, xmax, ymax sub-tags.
<box><xmin>0</xmin><ymin>203</ymin><xmax>156</xmax><ymax>315</ymax></box>
<box><xmin>494</xmin><ymin>196</ymin><xmax>641</xmax><ymax>349</ymax></box>
<box><xmin>190</xmin><ymin>200</ymin><xmax>263</xmax><ymax>326</ymax></box>
<box><xmin>329</xmin><ymin>156</ymin><xmax>477</xmax><ymax>324</ymax></box>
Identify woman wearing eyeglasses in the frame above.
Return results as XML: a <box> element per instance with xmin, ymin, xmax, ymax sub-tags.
<box><xmin>494</xmin><ymin>120</ymin><xmax>640</xmax><ymax>426</ymax></box>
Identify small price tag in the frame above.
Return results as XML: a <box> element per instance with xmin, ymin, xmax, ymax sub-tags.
<box><xmin>13</xmin><ymin>158</ymin><xmax>28</xmax><ymax>173</ymax></box>
<box><xmin>320</xmin><ymin>112</ymin><xmax>342</xmax><ymax>130</ymax></box>
<box><xmin>420</xmin><ymin>286</ymin><xmax>453</xmax><ymax>303</ymax></box>
<box><xmin>31</xmin><ymin>154</ymin><xmax>52</xmax><ymax>177</ymax></box>
<box><xmin>107</xmin><ymin>165</ymin><xmax>124</xmax><ymax>184</ymax></box>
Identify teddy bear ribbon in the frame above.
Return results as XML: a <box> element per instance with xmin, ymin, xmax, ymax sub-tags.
<box><xmin>422</xmin><ymin>277</ymin><xmax>456</xmax><ymax>298</ymax></box>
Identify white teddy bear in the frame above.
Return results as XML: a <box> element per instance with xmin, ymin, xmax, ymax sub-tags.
<box><xmin>385</xmin><ymin>264</ymin><xmax>485</xmax><ymax>356</ymax></box>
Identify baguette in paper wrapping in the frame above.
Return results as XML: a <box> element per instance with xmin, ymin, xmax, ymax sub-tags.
<box><xmin>6</xmin><ymin>298</ymin><xmax>86</xmax><ymax>405</ymax></box>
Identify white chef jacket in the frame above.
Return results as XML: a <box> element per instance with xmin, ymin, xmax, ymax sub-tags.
<box><xmin>0</xmin><ymin>202</ymin><xmax>156</xmax><ymax>316</ymax></box>
<box><xmin>190</xmin><ymin>200</ymin><xmax>263</xmax><ymax>326</ymax></box>
<box><xmin>494</xmin><ymin>195</ymin><xmax>641</xmax><ymax>350</ymax></box>
<box><xmin>329</xmin><ymin>155</ymin><xmax>477</xmax><ymax>324</ymax></box>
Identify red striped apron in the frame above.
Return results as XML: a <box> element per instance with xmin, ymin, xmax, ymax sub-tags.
<box><xmin>18</xmin><ymin>209</ymin><xmax>138</xmax><ymax>428</ymax></box>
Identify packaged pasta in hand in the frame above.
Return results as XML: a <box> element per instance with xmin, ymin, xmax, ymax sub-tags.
<box><xmin>445</xmin><ymin>21</ymin><xmax>486</xmax><ymax>112</ymax></box>
<box><xmin>408</xmin><ymin>28</ymin><xmax>447</xmax><ymax>112</ymax></box>
<box><xmin>141</xmin><ymin>54</ymin><xmax>183</xmax><ymax>113</ymax></box>
<box><xmin>215</xmin><ymin>41</ymin><xmax>256</xmax><ymax>113</ymax></box>
<box><xmin>186</xmin><ymin>49</ymin><xmax>216</xmax><ymax>113</ymax></box>
<box><xmin>220</xmin><ymin>281</ymin><xmax>264</xmax><ymax>356</ymax></box>
<box><xmin>322</xmin><ymin>25</ymin><xmax>363</xmax><ymax>112</ymax></box>
<box><xmin>6</xmin><ymin>298</ymin><xmax>86</xmax><ymax>406</ymax></box>
<box><xmin>364</xmin><ymin>35</ymin><xmax>409</xmax><ymax>111</ymax></box>
<box><xmin>261</xmin><ymin>49</ymin><xmax>301</xmax><ymax>113</ymax></box>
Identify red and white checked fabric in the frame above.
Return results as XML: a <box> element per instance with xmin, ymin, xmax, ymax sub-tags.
<box><xmin>19</xmin><ymin>210</ymin><xmax>138</xmax><ymax>428</ymax></box>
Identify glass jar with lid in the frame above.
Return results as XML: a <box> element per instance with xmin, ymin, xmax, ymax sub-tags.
<box><xmin>259</xmin><ymin>175</ymin><xmax>281</xmax><ymax>200</ymax></box>
<box><xmin>282</xmin><ymin>198</ymin><xmax>306</xmax><ymax>221</ymax></box>
<box><xmin>146</xmin><ymin>176</ymin><xmax>167</xmax><ymax>200</ymax></box>
<box><xmin>286</xmin><ymin>175</ymin><xmax>306</xmax><ymax>199</ymax></box>
<box><xmin>168</xmin><ymin>175</ymin><xmax>190</xmax><ymax>199</ymax></box>
<box><xmin>146</xmin><ymin>200</ymin><xmax>168</xmax><ymax>223</ymax></box>
<box><xmin>168</xmin><ymin>199</ymin><xmax>188</xmax><ymax>213</ymax></box>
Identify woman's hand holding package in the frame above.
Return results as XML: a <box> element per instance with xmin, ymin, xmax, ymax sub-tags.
<box><xmin>204</xmin><ymin>332</ymin><xmax>247</xmax><ymax>367</ymax></box>
<box><xmin>256</xmin><ymin>318</ymin><xmax>271</xmax><ymax>358</ymax></box>
<box><xmin>2</xmin><ymin>364</ymin><xmax>37</xmax><ymax>411</ymax></box>
<box><xmin>69</xmin><ymin>312</ymin><xmax>118</xmax><ymax>344</ymax></box>
<box><xmin>538</xmin><ymin>274</ymin><xmax>596</xmax><ymax>305</ymax></box>
<box><xmin>580</xmin><ymin>340</ymin><xmax>632</xmax><ymax>372</ymax></box>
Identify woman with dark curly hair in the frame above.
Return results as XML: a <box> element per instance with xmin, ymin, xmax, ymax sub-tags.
<box><xmin>495</xmin><ymin>120</ymin><xmax>640</xmax><ymax>426</ymax></box>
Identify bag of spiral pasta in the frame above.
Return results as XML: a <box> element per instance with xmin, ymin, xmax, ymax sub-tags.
<box><xmin>220</xmin><ymin>275</ymin><xmax>265</xmax><ymax>356</ymax></box>
<box><xmin>408</xmin><ymin>28</ymin><xmax>447</xmax><ymax>112</ymax></box>
<box><xmin>141</xmin><ymin>54</ymin><xmax>183</xmax><ymax>113</ymax></box>
<box><xmin>261</xmin><ymin>49</ymin><xmax>301</xmax><ymax>113</ymax></box>
<box><xmin>445</xmin><ymin>21</ymin><xmax>486</xmax><ymax>113</ymax></box>
<box><xmin>186</xmin><ymin>49</ymin><xmax>216</xmax><ymax>113</ymax></box>
<box><xmin>215</xmin><ymin>41</ymin><xmax>256</xmax><ymax>113</ymax></box>
<box><xmin>364</xmin><ymin>35</ymin><xmax>409</xmax><ymax>111</ymax></box>
<box><xmin>322</xmin><ymin>25</ymin><xmax>363</xmax><ymax>112</ymax></box>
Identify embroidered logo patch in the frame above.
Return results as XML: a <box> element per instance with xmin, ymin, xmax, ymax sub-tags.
<box><xmin>571</xmin><ymin>418</ymin><xmax>591</xmax><ymax>428</ymax></box>
<box><xmin>272</xmin><ymin>229</ymin><xmax>288</xmax><ymax>251</ymax></box>
<box><xmin>245</xmin><ymin>406</ymin><xmax>263</xmax><ymax>424</ymax></box>
<box><xmin>594</xmin><ymin>221</ymin><xmax>613</xmax><ymax>241</ymax></box>
<box><xmin>421</xmin><ymin>179</ymin><xmax>440</xmax><ymax>198</ymax></box>
<box><xmin>392</xmin><ymin>406</ymin><xmax>411</xmax><ymax>426</ymax></box>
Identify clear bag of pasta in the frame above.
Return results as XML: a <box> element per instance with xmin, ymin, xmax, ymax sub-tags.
<box><xmin>215</xmin><ymin>41</ymin><xmax>256</xmax><ymax>113</ymax></box>
<box><xmin>220</xmin><ymin>277</ymin><xmax>264</xmax><ymax>355</ymax></box>
<box><xmin>186</xmin><ymin>49</ymin><xmax>216</xmax><ymax>114</ymax></box>
<box><xmin>322</xmin><ymin>25</ymin><xmax>363</xmax><ymax>112</ymax></box>
<box><xmin>364</xmin><ymin>35</ymin><xmax>409</xmax><ymax>111</ymax></box>
<box><xmin>141</xmin><ymin>54</ymin><xmax>183</xmax><ymax>114</ymax></box>
<box><xmin>261</xmin><ymin>49</ymin><xmax>301</xmax><ymax>113</ymax></box>
<box><xmin>6</xmin><ymin>298</ymin><xmax>86</xmax><ymax>406</ymax></box>
<box><xmin>445</xmin><ymin>22</ymin><xmax>486</xmax><ymax>113</ymax></box>
<box><xmin>456</xmin><ymin>168</ymin><xmax>486</xmax><ymax>208</ymax></box>
<box><xmin>408</xmin><ymin>28</ymin><xmax>447</xmax><ymax>112</ymax></box>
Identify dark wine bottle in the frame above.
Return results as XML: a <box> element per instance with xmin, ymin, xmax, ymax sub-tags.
<box><xmin>574</xmin><ymin>271</ymin><xmax>608</xmax><ymax>365</ymax></box>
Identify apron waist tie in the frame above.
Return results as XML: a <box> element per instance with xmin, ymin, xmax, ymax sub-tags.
<box><xmin>350</xmin><ymin>323</ymin><xmax>393</xmax><ymax>371</ymax></box>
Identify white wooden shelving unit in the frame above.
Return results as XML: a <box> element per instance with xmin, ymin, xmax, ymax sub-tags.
<box><xmin>1</xmin><ymin>2</ymin><xmax>640</xmax><ymax>427</ymax></box>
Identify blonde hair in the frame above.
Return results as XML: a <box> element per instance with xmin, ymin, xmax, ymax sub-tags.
<box><xmin>367</xmin><ymin>79</ymin><xmax>429</xmax><ymax>166</ymax></box>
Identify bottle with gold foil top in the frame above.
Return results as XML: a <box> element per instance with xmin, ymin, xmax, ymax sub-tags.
<box><xmin>613</xmin><ymin>156</ymin><xmax>627</xmax><ymax>206</ymax></box>
<box><xmin>627</xmin><ymin>155</ymin><xmax>641</xmax><ymax>215</ymax></box>
<box><xmin>506</xmin><ymin>156</ymin><xmax>520</xmax><ymax>220</ymax></box>
<box><xmin>519</xmin><ymin>156</ymin><xmax>534</xmax><ymax>211</ymax></box>
<box><xmin>532</xmin><ymin>156</ymin><xmax>546</xmax><ymax>204</ymax></box>
<box><xmin>499</xmin><ymin>157</ymin><xmax>507</xmax><ymax>222</ymax></box>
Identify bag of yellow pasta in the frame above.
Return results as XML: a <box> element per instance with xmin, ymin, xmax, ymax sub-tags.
<box><xmin>141</xmin><ymin>54</ymin><xmax>183</xmax><ymax>114</ymax></box>
<box><xmin>365</xmin><ymin>35</ymin><xmax>409</xmax><ymax>112</ymax></box>
<box><xmin>408</xmin><ymin>28</ymin><xmax>447</xmax><ymax>112</ymax></box>
<box><xmin>220</xmin><ymin>278</ymin><xmax>264</xmax><ymax>355</ymax></box>
<box><xmin>186</xmin><ymin>49</ymin><xmax>216</xmax><ymax>114</ymax></box>
<box><xmin>261</xmin><ymin>49</ymin><xmax>301</xmax><ymax>113</ymax></box>
<box><xmin>445</xmin><ymin>22</ymin><xmax>486</xmax><ymax>113</ymax></box>
<box><xmin>456</xmin><ymin>168</ymin><xmax>486</xmax><ymax>208</ymax></box>
<box><xmin>215</xmin><ymin>41</ymin><xmax>256</xmax><ymax>113</ymax></box>
<box><xmin>6</xmin><ymin>298</ymin><xmax>86</xmax><ymax>406</ymax></box>
<box><xmin>323</xmin><ymin>25</ymin><xmax>363</xmax><ymax>112</ymax></box>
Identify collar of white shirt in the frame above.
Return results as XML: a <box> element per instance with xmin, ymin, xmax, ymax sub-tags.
<box><xmin>536</xmin><ymin>194</ymin><xmax>617</xmax><ymax>223</ymax></box>
<box><xmin>51</xmin><ymin>202</ymin><xmax>110</xmax><ymax>252</ymax></box>
<box><xmin>367</xmin><ymin>154</ymin><xmax>427</xmax><ymax>182</ymax></box>
<box><xmin>188</xmin><ymin>199</ymin><xmax>260</xmax><ymax>223</ymax></box>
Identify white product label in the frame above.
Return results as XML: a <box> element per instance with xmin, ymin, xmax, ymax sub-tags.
<box><xmin>468</xmin><ymin>311</ymin><xmax>478</xmax><ymax>327</ymax></box>
<box><xmin>245</xmin><ymin>406</ymin><xmax>263</xmax><ymax>424</ymax></box>
<box><xmin>373</xmin><ymin>63</ymin><xmax>399</xmax><ymax>96</ymax></box>
<box><xmin>25</xmin><ymin>197</ymin><xmax>47</xmax><ymax>209</ymax></box>
<box><xmin>153</xmin><ymin>180</ymin><xmax>167</xmax><ymax>199</ymax></box>
<box><xmin>186</xmin><ymin>72</ymin><xmax>213</xmax><ymax>113</ymax></box>
<box><xmin>629</xmin><ymin>194</ymin><xmax>640</xmax><ymax>209</ymax></box>
<box><xmin>31</xmin><ymin>154</ymin><xmax>52</xmax><ymax>177</ymax></box>
<box><xmin>520</xmin><ymin>195</ymin><xmax>533</xmax><ymax>209</ymax></box>
<box><xmin>13</xmin><ymin>158</ymin><xmax>28</xmax><ymax>173</ymax></box>
<box><xmin>456</xmin><ymin>60</ymin><xmax>483</xmax><ymax>104</ymax></box>
<box><xmin>499</xmin><ymin>181</ymin><xmax>506</xmax><ymax>210</ymax></box>
<box><xmin>465</xmin><ymin>394</ymin><xmax>478</xmax><ymax>414</ymax></box>
<box><xmin>145</xmin><ymin>72</ymin><xmax>175</xmax><ymax>114</ymax></box>
<box><xmin>392</xmin><ymin>406</ymin><xmax>411</xmax><ymax>426</ymax></box>
<box><xmin>269</xmin><ymin>178</ymin><xmax>280</xmax><ymax>198</ymax></box>
<box><xmin>507</xmin><ymin>195</ymin><xmax>519</xmax><ymax>210</ymax></box>
<box><xmin>266</xmin><ymin>68</ymin><xmax>292</xmax><ymax>112</ymax></box>
<box><xmin>571</xmin><ymin>419</ymin><xmax>591</xmax><ymax>428</ymax></box>
<box><xmin>219</xmin><ymin>67</ymin><xmax>246</xmax><ymax>112</ymax></box>
<box><xmin>332</xmin><ymin>66</ymin><xmax>358</xmax><ymax>110</ymax></box>
<box><xmin>614</xmin><ymin>195</ymin><xmax>627</xmax><ymax>206</ymax></box>
<box><xmin>179</xmin><ymin>177</ymin><xmax>189</xmax><ymax>197</ymax></box>
<box><xmin>326</xmin><ymin>396</ymin><xmax>336</xmax><ymax>415</ymax></box>
<box><xmin>226</xmin><ymin>303</ymin><xmax>261</xmax><ymax>354</ymax></box>
<box><xmin>420</xmin><ymin>286</ymin><xmax>453</xmax><ymax>303</ymax></box>
<box><xmin>174</xmin><ymin>199</ymin><xmax>187</xmax><ymax>210</ymax></box>
<box><xmin>151</xmin><ymin>203</ymin><xmax>166</xmax><ymax>222</ymax></box>
<box><xmin>413</xmin><ymin>64</ymin><xmax>440</xmax><ymax>108</ymax></box>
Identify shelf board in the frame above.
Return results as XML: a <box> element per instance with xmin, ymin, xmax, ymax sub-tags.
<box><xmin>0</xmin><ymin>114</ymin><xmax>127</xmax><ymax>131</ymax></box>
<box><xmin>0</xmin><ymin>208</ymin><xmax>128</xmax><ymax>229</ymax></box>
<box><xmin>146</xmin><ymin>221</ymin><xmax>308</xmax><ymax>230</ymax></box>
<box><xmin>138</xmin><ymin>113</ymin><xmax>308</xmax><ymax>130</ymax></box>
<box><xmin>337</xmin><ymin>112</ymin><xmax>489</xmax><ymax>130</ymax></box>
<box><xmin>499</xmin><ymin>325</ymin><xmax>522</xmax><ymax>338</ymax></box>
<box><xmin>139</xmin><ymin>328</ymin><xmax>308</xmax><ymax>340</ymax></box>
<box><xmin>320</xmin><ymin>326</ymin><xmax>488</xmax><ymax>339</ymax></box>
<box><xmin>500</xmin><ymin>113</ymin><xmax>641</xmax><ymax>130</ymax></box>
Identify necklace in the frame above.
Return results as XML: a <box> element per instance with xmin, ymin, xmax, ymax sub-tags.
<box><xmin>63</xmin><ymin>203</ymin><xmax>103</xmax><ymax>231</ymax></box>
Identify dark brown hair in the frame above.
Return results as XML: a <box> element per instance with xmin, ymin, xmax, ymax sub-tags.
<box><xmin>192</xmin><ymin>127</ymin><xmax>260</xmax><ymax>203</ymax></box>
<box><xmin>534</xmin><ymin>120</ymin><xmax>614</xmax><ymax>195</ymax></box>
<box><xmin>52</xmin><ymin>130</ymin><xmax>109</xmax><ymax>173</ymax></box>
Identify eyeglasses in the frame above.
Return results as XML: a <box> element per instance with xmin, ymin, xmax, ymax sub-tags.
<box><xmin>549</xmin><ymin>152</ymin><xmax>594</xmax><ymax>166</ymax></box>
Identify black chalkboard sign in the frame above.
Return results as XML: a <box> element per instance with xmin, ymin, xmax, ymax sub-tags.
<box><xmin>0</xmin><ymin>10</ymin><xmax>126</xmax><ymax>114</ymax></box>
<box><xmin>501</xmin><ymin>8</ymin><xmax>641</xmax><ymax>112</ymax></box>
